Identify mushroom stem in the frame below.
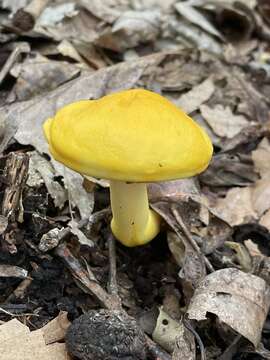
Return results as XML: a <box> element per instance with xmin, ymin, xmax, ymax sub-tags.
<box><xmin>110</xmin><ymin>180</ymin><xmax>161</xmax><ymax>247</ymax></box>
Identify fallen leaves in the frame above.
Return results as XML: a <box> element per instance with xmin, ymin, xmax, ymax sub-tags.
<box><xmin>176</xmin><ymin>78</ymin><xmax>215</xmax><ymax>114</ymax></box>
<box><xmin>200</xmin><ymin>104</ymin><xmax>250</xmax><ymax>138</ymax></box>
<box><xmin>187</xmin><ymin>268</ymin><xmax>270</xmax><ymax>347</ymax></box>
<box><xmin>0</xmin><ymin>314</ymin><xmax>71</xmax><ymax>360</ymax></box>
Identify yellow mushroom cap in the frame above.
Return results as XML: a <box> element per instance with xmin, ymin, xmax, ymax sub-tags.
<box><xmin>43</xmin><ymin>89</ymin><xmax>213</xmax><ymax>182</ymax></box>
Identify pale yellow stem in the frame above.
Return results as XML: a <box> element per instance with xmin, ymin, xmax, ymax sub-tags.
<box><xmin>110</xmin><ymin>180</ymin><xmax>161</xmax><ymax>247</ymax></box>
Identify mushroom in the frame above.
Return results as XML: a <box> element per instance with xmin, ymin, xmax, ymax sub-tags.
<box><xmin>43</xmin><ymin>89</ymin><xmax>212</xmax><ymax>247</ymax></box>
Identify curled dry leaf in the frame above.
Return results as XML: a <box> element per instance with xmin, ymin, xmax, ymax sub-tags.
<box><xmin>215</xmin><ymin>3</ymin><xmax>255</xmax><ymax>42</ymax></box>
<box><xmin>187</xmin><ymin>268</ymin><xmax>270</xmax><ymax>347</ymax></box>
<box><xmin>172</xmin><ymin>19</ymin><xmax>222</xmax><ymax>55</ymax></box>
<box><xmin>200</xmin><ymin>104</ymin><xmax>250</xmax><ymax>139</ymax></box>
<box><xmin>175</xmin><ymin>2</ymin><xmax>222</xmax><ymax>39</ymax></box>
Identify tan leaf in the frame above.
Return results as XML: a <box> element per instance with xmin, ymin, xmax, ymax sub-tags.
<box><xmin>200</xmin><ymin>104</ymin><xmax>249</xmax><ymax>138</ymax></box>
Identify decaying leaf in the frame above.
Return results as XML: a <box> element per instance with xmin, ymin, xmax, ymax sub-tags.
<box><xmin>153</xmin><ymin>307</ymin><xmax>195</xmax><ymax>356</ymax></box>
<box><xmin>187</xmin><ymin>268</ymin><xmax>270</xmax><ymax>347</ymax></box>
<box><xmin>200</xmin><ymin>104</ymin><xmax>250</xmax><ymax>138</ymax></box>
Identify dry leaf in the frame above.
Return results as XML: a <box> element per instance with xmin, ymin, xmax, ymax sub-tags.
<box><xmin>79</xmin><ymin>0</ymin><xmax>121</xmax><ymax>23</ymax></box>
<box><xmin>175</xmin><ymin>2</ymin><xmax>222</xmax><ymax>38</ymax></box>
<box><xmin>0</xmin><ymin>319</ymin><xmax>29</xmax><ymax>342</ymax></box>
<box><xmin>1</xmin><ymin>0</ymin><xmax>28</xmax><ymax>13</ymax></box>
<box><xmin>0</xmin><ymin>316</ymin><xmax>71</xmax><ymax>360</ymax></box>
<box><xmin>38</xmin><ymin>3</ymin><xmax>78</xmax><ymax>27</ymax></box>
<box><xmin>152</xmin><ymin>307</ymin><xmax>194</xmax><ymax>355</ymax></box>
<box><xmin>10</xmin><ymin>53</ymin><xmax>81</xmax><ymax>101</ymax></box>
<box><xmin>211</xmin><ymin>186</ymin><xmax>257</xmax><ymax>226</ymax></box>
<box><xmin>259</xmin><ymin>209</ymin><xmax>270</xmax><ymax>231</ymax></box>
<box><xmin>252</xmin><ymin>179</ymin><xmax>270</xmax><ymax>217</ymax></box>
<box><xmin>252</xmin><ymin>137</ymin><xmax>270</xmax><ymax>179</ymax></box>
<box><xmin>172</xmin><ymin>20</ymin><xmax>222</xmax><ymax>54</ymax></box>
<box><xmin>200</xmin><ymin>153</ymin><xmax>258</xmax><ymax>187</ymax></box>
<box><xmin>69</xmin><ymin>220</ymin><xmax>94</xmax><ymax>248</ymax></box>
<box><xmin>200</xmin><ymin>104</ymin><xmax>249</xmax><ymax>138</ymax></box>
<box><xmin>112</xmin><ymin>10</ymin><xmax>161</xmax><ymax>49</ymax></box>
<box><xmin>0</xmin><ymin>264</ymin><xmax>28</xmax><ymax>278</ymax></box>
<box><xmin>41</xmin><ymin>311</ymin><xmax>71</xmax><ymax>345</ymax></box>
<box><xmin>175</xmin><ymin>78</ymin><xmax>215</xmax><ymax>114</ymax></box>
<box><xmin>187</xmin><ymin>268</ymin><xmax>270</xmax><ymax>347</ymax></box>
<box><xmin>28</xmin><ymin>151</ymin><xmax>67</xmax><ymax>209</ymax></box>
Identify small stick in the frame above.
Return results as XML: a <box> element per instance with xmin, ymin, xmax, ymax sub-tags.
<box><xmin>183</xmin><ymin>314</ymin><xmax>206</xmax><ymax>360</ymax></box>
<box><xmin>171</xmin><ymin>205</ymin><xmax>214</xmax><ymax>273</ymax></box>
<box><xmin>54</xmin><ymin>242</ymin><xmax>121</xmax><ymax>310</ymax></box>
<box><xmin>12</xmin><ymin>0</ymin><xmax>51</xmax><ymax>31</ymax></box>
<box><xmin>1</xmin><ymin>153</ymin><xmax>29</xmax><ymax>253</ymax></box>
<box><xmin>0</xmin><ymin>43</ymin><xmax>30</xmax><ymax>86</ymax></box>
<box><xmin>107</xmin><ymin>234</ymin><xmax>118</xmax><ymax>296</ymax></box>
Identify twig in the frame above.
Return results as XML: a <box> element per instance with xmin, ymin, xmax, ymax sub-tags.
<box><xmin>0</xmin><ymin>306</ymin><xmax>39</xmax><ymax>317</ymax></box>
<box><xmin>107</xmin><ymin>234</ymin><xmax>118</xmax><ymax>296</ymax></box>
<box><xmin>183</xmin><ymin>314</ymin><xmax>206</xmax><ymax>360</ymax></box>
<box><xmin>171</xmin><ymin>205</ymin><xmax>214</xmax><ymax>273</ymax></box>
<box><xmin>1</xmin><ymin>153</ymin><xmax>29</xmax><ymax>253</ymax></box>
<box><xmin>0</xmin><ymin>43</ymin><xmax>30</xmax><ymax>86</ymax></box>
<box><xmin>54</xmin><ymin>242</ymin><xmax>121</xmax><ymax>310</ymax></box>
<box><xmin>12</xmin><ymin>0</ymin><xmax>51</xmax><ymax>31</ymax></box>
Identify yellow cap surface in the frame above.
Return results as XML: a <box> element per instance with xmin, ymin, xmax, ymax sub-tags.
<box><xmin>43</xmin><ymin>89</ymin><xmax>213</xmax><ymax>182</ymax></box>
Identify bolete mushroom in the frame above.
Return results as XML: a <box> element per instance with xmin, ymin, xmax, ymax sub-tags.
<box><xmin>43</xmin><ymin>89</ymin><xmax>212</xmax><ymax>247</ymax></box>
